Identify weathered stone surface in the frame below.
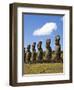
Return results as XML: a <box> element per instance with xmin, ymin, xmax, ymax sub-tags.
<box><xmin>37</xmin><ymin>41</ymin><xmax>43</xmax><ymax>62</ymax></box>
<box><xmin>24</xmin><ymin>36</ymin><xmax>63</xmax><ymax>63</ymax></box>
<box><xmin>45</xmin><ymin>39</ymin><xmax>52</xmax><ymax>62</ymax></box>
<box><xmin>54</xmin><ymin>35</ymin><xmax>62</xmax><ymax>63</ymax></box>
<box><xmin>31</xmin><ymin>42</ymin><xmax>36</xmax><ymax>63</ymax></box>
<box><xmin>26</xmin><ymin>45</ymin><xmax>31</xmax><ymax>63</ymax></box>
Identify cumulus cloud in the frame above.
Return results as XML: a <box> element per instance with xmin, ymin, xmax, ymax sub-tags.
<box><xmin>33</xmin><ymin>22</ymin><xmax>57</xmax><ymax>36</ymax></box>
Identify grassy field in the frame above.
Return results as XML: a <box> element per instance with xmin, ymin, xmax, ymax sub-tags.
<box><xmin>24</xmin><ymin>63</ymin><xmax>63</xmax><ymax>74</ymax></box>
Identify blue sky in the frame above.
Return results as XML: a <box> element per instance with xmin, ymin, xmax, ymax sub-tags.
<box><xmin>23</xmin><ymin>13</ymin><xmax>63</xmax><ymax>51</ymax></box>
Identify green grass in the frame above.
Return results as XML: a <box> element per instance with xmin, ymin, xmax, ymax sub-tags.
<box><xmin>24</xmin><ymin>63</ymin><xmax>63</xmax><ymax>74</ymax></box>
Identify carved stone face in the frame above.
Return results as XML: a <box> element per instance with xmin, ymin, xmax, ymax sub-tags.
<box><xmin>24</xmin><ymin>48</ymin><xmax>25</xmax><ymax>51</ymax></box>
<box><xmin>55</xmin><ymin>35</ymin><xmax>60</xmax><ymax>45</ymax></box>
<box><xmin>46</xmin><ymin>39</ymin><xmax>51</xmax><ymax>49</ymax></box>
<box><xmin>55</xmin><ymin>40</ymin><xmax>59</xmax><ymax>45</ymax></box>
<box><xmin>37</xmin><ymin>41</ymin><xmax>42</xmax><ymax>50</ymax></box>
<box><xmin>32</xmin><ymin>42</ymin><xmax>36</xmax><ymax>51</ymax></box>
<box><xmin>27</xmin><ymin>45</ymin><xmax>31</xmax><ymax>52</ymax></box>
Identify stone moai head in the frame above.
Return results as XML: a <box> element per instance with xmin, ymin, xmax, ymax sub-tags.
<box><xmin>26</xmin><ymin>45</ymin><xmax>31</xmax><ymax>63</ymax></box>
<box><xmin>45</xmin><ymin>39</ymin><xmax>52</xmax><ymax>62</ymax></box>
<box><xmin>32</xmin><ymin>42</ymin><xmax>36</xmax><ymax>51</ymax></box>
<box><xmin>46</xmin><ymin>39</ymin><xmax>51</xmax><ymax>49</ymax></box>
<box><xmin>55</xmin><ymin>35</ymin><xmax>60</xmax><ymax>45</ymax></box>
<box><xmin>24</xmin><ymin>48</ymin><xmax>25</xmax><ymax>52</ymax></box>
<box><xmin>37</xmin><ymin>41</ymin><xmax>42</xmax><ymax>50</ymax></box>
<box><xmin>27</xmin><ymin>45</ymin><xmax>31</xmax><ymax>52</ymax></box>
<box><xmin>31</xmin><ymin>42</ymin><xmax>36</xmax><ymax>63</ymax></box>
<box><xmin>37</xmin><ymin>41</ymin><xmax>43</xmax><ymax>62</ymax></box>
<box><xmin>54</xmin><ymin>35</ymin><xmax>63</xmax><ymax>63</ymax></box>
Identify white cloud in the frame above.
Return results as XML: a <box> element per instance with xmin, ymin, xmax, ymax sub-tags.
<box><xmin>33</xmin><ymin>22</ymin><xmax>57</xmax><ymax>36</ymax></box>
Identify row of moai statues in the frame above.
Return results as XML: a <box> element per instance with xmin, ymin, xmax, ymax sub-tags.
<box><xmin>24</xmin><ymin>35</ymin><xmax>63</xmax><ymax>63</ymax></box>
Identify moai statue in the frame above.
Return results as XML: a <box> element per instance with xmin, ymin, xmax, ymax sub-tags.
<box><xmin>37</xmin><ymin>41</ymin><xmax>43</xmax><ymax>62</ymax></box>
<box><xmin>31</xmin><ymin>42</ymin><xmax>36</xmax><ymax>63</ymax></box>
<box><xmin>24</xmin><ymin>48</ymin><xmax>26</xmax><ymax>63</ymax></box>
<box><xmin>54</xmin><ymin>35</ymin><xmax>62</xmax><ymax>63</ymax></box>
<box><xmin>45</xmin><ymin>39</ymin><xmax>52</xmax><ymax>62</ymax></box>
<box><xmin>26</xmin><ymin>45</ymin><xmax>31</xmax><ymax>63</ymax></box>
